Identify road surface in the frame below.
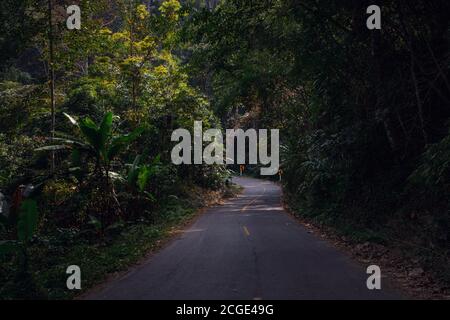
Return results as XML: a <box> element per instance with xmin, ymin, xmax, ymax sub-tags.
<box><xmin>85</xmin><ymin>177</ymin><xmax>399</xmax><ymax>300</ymax></box>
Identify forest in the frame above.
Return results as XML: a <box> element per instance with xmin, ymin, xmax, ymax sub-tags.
<box><xmin>0</xmin><ymin>0</ymin><xmax>449</xmax><ymax>299</ymax></box>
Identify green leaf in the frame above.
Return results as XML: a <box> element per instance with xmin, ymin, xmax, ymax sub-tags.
<box><xmin>152</xmin><ymin>154</ymin><xmax>161</xmax><ymax>166</ymax></box>
<box><xmin>127</xmin><ymin>155</ymin><xmax>142</xmax><ymax>185</ymax></box>
<box><xmin>80</xmin><ymin>117</ymin><xmax>98</xmax><ymax>130</ymax></box>
<box><xmin>51</xmin><ymin>137</ymin><xmax>89</xmax><ymax>148</ymax></box>
<box><xmin>63</xmin><ymin>112</ymin><xmax>78</xmax><ymax>125</ymax></box>
<box><xmin>79</xmin><ymin>117</ymin><xmax>102</xmax><ymax>152</ymax></box>
<box><xmin>35</xmin><ymin>145</ymin><xmax>69</xmax><ymax>152</ymax></box>
<box><xmin>144</xmin><ymin>191</ymin><xmax>156</xmax><ymax>202</ymax></box>
<box><xmin>70</xmin><ymin>149</ymin><xmax>84</xmax><ymax>181</ymax></box>
<box><xmin>148</xmin><ymin>154</ymin><xmax>162</xmax><ymax>176</ymax></box>
<box><xmin>137</xmin><ymin>166</ymin><xmax>151</xmax><ymax>192</ymax></box>
<box><xmin>99</xmin><ymin>112</ymin><xmax>113</xmax><ymax>158</ymax></box>
<box><xmin>0</xmin><ymin>240</ymin><xmax>20</xmax><ymax>255</ymax></box>
<box><xmin>17</xmin><ymin>199</ymin><xmax>38</xmax><ymax>242</ymax></box>
<box><xmin>107</xmin><ymin>127</ymin><xmax>144</xmax><ymax>161</ymax></box>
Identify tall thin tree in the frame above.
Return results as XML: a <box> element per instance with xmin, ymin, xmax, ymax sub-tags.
<box><xmin>47</xmin><ymin>0</ymin><xmax>56</xmax><ymax>172</ymax></box>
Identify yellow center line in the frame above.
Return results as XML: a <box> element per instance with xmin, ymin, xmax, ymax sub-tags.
<box><xmin>243</xmin><ymin>226</ymin><xmax>250</xmax><ymax>236</ymax></box>
<box><xmin>241</xmin><ymin>197</ymin><xmax>257</xmax><ymax>212</ymax></box>
<box><xmin>240</xmin><ymin>186</ymin><xmax>267</xmax><ymax>212</ymax></box>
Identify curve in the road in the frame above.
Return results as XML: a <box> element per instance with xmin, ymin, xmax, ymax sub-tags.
<box><xmin>85</xmin><ymin>177</ymin><xmax>400</xmax><ymax>300</ymax></box>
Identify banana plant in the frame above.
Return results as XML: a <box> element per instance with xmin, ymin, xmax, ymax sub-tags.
<box><xmin>127</xmin><ymin>154</ymin><xmax>160</xmax><ymax>201</ymax></box>
<box><xmin>37</xmin><ymin>112</ymin><xmax>143</xmax><ymax>178</ymax></box>
<box><xmin>65</xmin><ymin>112</ymin><xmax>143</xmax><ymax>171</ymax></box>
<box><xmin>0</xmin><ymin>199</ymin><xmax>39</xmax><ymax>273</ymax></box>
<box><xmin>36</xmin><ymin>112</ymin><xmax>144</xmax><ymax>221</ymax></box>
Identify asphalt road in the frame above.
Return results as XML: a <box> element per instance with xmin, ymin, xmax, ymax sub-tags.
<box><xmin>85</xmin><ymin>177</ymin><xmax>399</xmax><ymax>300</ymax></box>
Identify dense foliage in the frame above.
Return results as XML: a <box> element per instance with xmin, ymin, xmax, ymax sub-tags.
<box><xmin>0</xmin><ymin>0</ymin><xmax>230</xmax><ymax>299</ymax></box>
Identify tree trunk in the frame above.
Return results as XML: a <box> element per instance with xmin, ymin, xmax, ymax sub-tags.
<box><xmin>48</xmin><ymin>0</ymin><xmax>56</xmax><ymax>173</ymax></box>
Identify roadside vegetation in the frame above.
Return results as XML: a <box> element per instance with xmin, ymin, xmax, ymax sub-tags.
<box><xmin>0</xmin><ymin>0</ymin><xmax>231</xmax><ymax>299</ymax></box>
